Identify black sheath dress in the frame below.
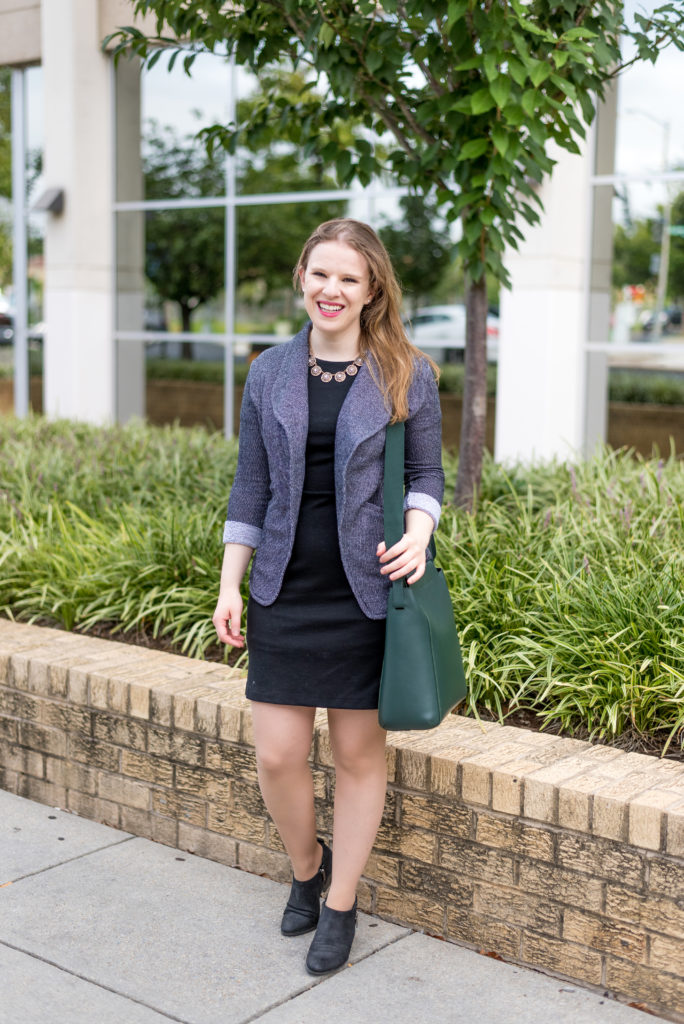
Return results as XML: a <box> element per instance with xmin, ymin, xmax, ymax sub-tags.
<box><xmin>245</xmin><ymin>358</ymin><xmax>386</xmax><ymax>709</ymax></box>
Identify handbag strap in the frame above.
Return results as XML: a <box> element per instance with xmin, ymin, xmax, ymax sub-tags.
<box><xmin>383</xmin><ymin>422</ymin><xmax>437</xmax><ymax>606</ymax></box>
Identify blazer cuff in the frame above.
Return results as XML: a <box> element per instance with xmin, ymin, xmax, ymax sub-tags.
<box><xmin>403</xmin><ymin>491</ymin><xmax>441</xmax><ymax>530</ymax></box>
<box><xmin>223</xmin><ymin>520</ymin><xmax>262</xmax><ymax>548</ymax></box>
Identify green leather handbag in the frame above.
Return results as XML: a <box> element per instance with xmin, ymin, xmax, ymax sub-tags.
<box><xmin>377</xmin><ymin>421</ymin><xmax>467</xmax><ymax>731</ymax></box>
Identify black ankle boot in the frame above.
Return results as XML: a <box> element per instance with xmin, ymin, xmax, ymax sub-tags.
<box><xmin>305</xmin><ymin>897</ymin><xmax>358</xmax><ymax>975</ymax></box>
<box><xmin>280</xmin><ymin>838</ymin><xmax>332</xmax><ymax>937</ymax></box>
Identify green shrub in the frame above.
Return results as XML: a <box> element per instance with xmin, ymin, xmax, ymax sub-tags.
<box><xmin>1</xmin><ymin>416</ymin><xmax>683</xmax><ymax>752</ymax></box>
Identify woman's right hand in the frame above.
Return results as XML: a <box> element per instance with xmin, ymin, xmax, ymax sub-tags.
<box><xmin>212</xmin><ymin>587</ymin><xmax>245</xmax><ymax>648</ymax></box>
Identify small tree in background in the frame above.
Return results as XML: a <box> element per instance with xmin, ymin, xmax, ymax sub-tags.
<box><xmin>379</xmin><ymin>194</ymin><xmax>456</xmax><ymax>314</ymax></box>
<box><xmin>108</xmin><ymin>1</ymin><xmax>684</xmax><ymax>506</ymax></box>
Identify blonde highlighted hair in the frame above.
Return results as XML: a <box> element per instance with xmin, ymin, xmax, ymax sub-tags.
<box><xmin>293</xmin><ymin>218</ymin><xmax>439</xmax><ymax>423</ymax></box>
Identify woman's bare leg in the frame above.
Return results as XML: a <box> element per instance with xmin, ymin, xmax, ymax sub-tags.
<box><xmin>325</xmin><ymin>708</ymin><xmax>388</xmax><ymax>911</ymax></box>
<box><xmin>250</xmin><ymin>701</ymin><xmax>321</xmax><ymax>880</ymax></box>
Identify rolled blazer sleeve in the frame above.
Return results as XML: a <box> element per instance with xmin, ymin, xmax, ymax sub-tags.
<box><xmin>403</xmin><ymin>360</ymin><xmax>445</xmax><ymax>530</ymax></box>
<box><xmin>222</xmin><ymin>363</ymin><xmax>271</xmax><ymax>548</ymax></box>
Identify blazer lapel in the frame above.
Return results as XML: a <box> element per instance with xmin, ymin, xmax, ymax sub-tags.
<box><xmin>272</xmin><ymin>324</ymin><xmax>310</xmax><ymax>529</ymax></box>
<box><xmin>335</xmin><ymin>359</ymin><xmax>391</xmax><ymax>513</ymax></box>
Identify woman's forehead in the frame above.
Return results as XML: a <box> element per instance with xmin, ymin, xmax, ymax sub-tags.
<box><xmin>307</xmin><ymin>240</ymin><xmax>369</xmax><ymax>276</ymax></box>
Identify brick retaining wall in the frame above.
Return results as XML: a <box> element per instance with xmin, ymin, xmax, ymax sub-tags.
<box><xmin>1</xmin><ymin>620</ymin><xmax>683</xmax><ymax>1020</ymax></box>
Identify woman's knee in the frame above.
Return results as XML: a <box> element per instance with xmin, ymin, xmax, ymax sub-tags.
<box><xmin>251</xmin><ymin>702</ymin><xmax>315</xmax><ymax>775</ymax></box>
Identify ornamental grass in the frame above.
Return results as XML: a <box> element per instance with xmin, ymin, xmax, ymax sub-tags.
<box><xmin>1</xmin><ymin>415</ymin><xmax>683</xmax><ymax>754</ymax></box>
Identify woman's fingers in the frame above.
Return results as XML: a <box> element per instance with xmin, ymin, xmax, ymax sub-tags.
<box><xmin>377</xmin><ymin>534</ymin><xmax>427</xmax><ymax>583</ymax></box>
<box><xmin>212</xmin><ymin>596</ymin><xmax>244</xmax><ymax>647</ymax></box>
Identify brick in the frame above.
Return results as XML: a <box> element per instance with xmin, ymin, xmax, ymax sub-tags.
<box><xmin>429</xmin><ymin>752</ymin><xmax>459</xmax><ymax>797</ymax></box>
<box><xmin>398</xmin><ymin>828</ymin><xmax>437</xmax><ymax>864</ymax></box>
<box><xmin>314</xmin><ymin>728</ymin><xmax>334</xmax><ymax>768</ymax></box>
<box><xmin>97</xmin><ymin>773</ymin><xmax>150</xmax><ymax>810</ymax></box>
<box><xmin>226</xmin><ymin>780</ymin><xmax>266</xmax><ymax>818</ymax></box>
<box><xmin>0</xmin><ymin>716</ymin><xmax>18</xmax><ymax>741</ymax></box>
<box><xmin>16</xmin><ymin>775</ymin><xmax>66</xmax><ymax>808</ymax></box>
<box><xmin>67</xmin><ymin>734</ymin><xmax>120</xmax><ymax>772</ymax></box>
<box><xmin>0</xmin><ymin>766</ymin><xmax>18</xmax><ymax>791</ymax></box>
<box><xmin>592</xmin><ymin>776</ymin><xmax>653</xmax><ymax>842</ymax></box>
<box><xmin>375</xmin><ymin>885</ymin><xmax>445</xmax><ymax>934</ymax></box>
<box><xmin>39</xmin><ymin>701</ymin><xmax>90</xmax><ymax>734</ymax></box>
<box><xmin>65</xmin><ymin>761</ymin><xmax>99</xmax><ymax>795</ymax></box>
<box><xmin>0</xmin><ymin>687</ymin><xmax>42</xmax><ymax>719</ymax></box>
<box><xmin>400</xmin><ymin>793</ymin><xmax>471</xmax><ymax>840</ymax></box>
<box><xmin>518</xmin><ymin>861</ymin><xmax>603</xmax><ymax>913</ymax></box>
<box><xmin>44</xmin><ymin>756</ymin><xmax>65</xmax><ymax>785</ymax></box>
<box><xmin>152</xmin><ymin>789</ymin><xmax>207</xmax><ymax>827</ymax></box>
<box><xmin>604</xmin><ymin>958</ymin><xmax>684</xmax><ymax>1016</ymax></box>
<box><xmin>311</xmin><ymin>767</ymin><xmax>328</xmax><ymax>800</ymax></box>
<box><xmin>460</xmin><ymin>744</ymin><xmax>529</xmax><ymax>808</ymax></box>
<box><xmin>174</xmin><ymin>764</ymin><xmax>221</xmax><ymax>796</ymax></box>
<box><xmin>67</xmin><ymin>790</ymin><xmax>120</xmax><ymax>828</ymax></box>
<box><xmin>557</xmin><ymin>773</ymin><xmax>602</xmax><ymax>833</ymax></box>
<box><xmin>665</xmin><ymin>800</ymin><xmax>684</xmax><ymax>858</ymax></box>
<box><xmin>129</xmin><ymin>678</ymin><xmax>153</xmax><ymax>720</ymax></box>
<box><xmin>523</xmin><ymin>758</ymin><xmax>598</xmax><ymax>824</ymax></box>
<box><xmin>473</xmin><ymin>882</ymin><xmax>561</xmax><ymax>935</ymax></box>
<box><xmin>177</xmin><ymin>823</ymin><xmax>238</xmax><ymax>867</ymax></box>
<box><xmin>0</xmin><ymin>739</ymin><xmax>44</xmax><ymax>778</ymax></box>
<box><xmin>121</xmin><ymin>749</ymin><xmax>173</xmax><ymax>788</ymax></box>
<box><xmin>491</xmin><ymin>758</ymin><xmax>541</xmax><ymax>815</ymax></box>
<box><xmin>522</xmin><ymin>929</ymin><xmax>603</xmax><ymax>985</ymax></box>
<box><xmin>194</xmin><ymin>691</ymin><xmax>224</xmax><ymax>737</ymax></box>
<box><xmin>18</xmin><ymin>722</ymin><xmax>66</xmax><ymax>757</ymax></box>
<box><xmin>119</xmin><ymin>806</ymin><xmax>177</xmax><ymax>847</ymax></box>
<box><xmin>147</xmin><ymin>727</ymin><xmax>203</xmax><ymax>767</ymax></box>
<box><xmin>397</xmin><ymin>744</ymin><xmax>430</xmax><ymax>792</ymax></box>
<box><xmin>557</xmin><ymin>832</ymin><xmax>645</xmax><ymax>888</ymax></box>
<box><xmin>237</xmin><ymin>841</ymin><xmax>291</xmax><ymax>882</ymax></box>
<box><xmin>562</xmin><ymin>908</ymin><xmax>646</xmax><ymax>962</ymax></box>
<box><xmin>149</xmin><ymin>679</ymin><xmax>197</xmax><ymax>727</ymax></box>
<box><xmin>605</xmin><ymin>884</ymin><xmax>684</xmax><ymax>939</ymax></box>
<box><xmin>363</xmin><ymin>851</ymin><xmax>401</xmax><ymax>887</ymax></box>
<box><xmin>628</xmin><ymin>789</ymin><xmax>682</xmax><ymax>852</ymax></box>
<box><xmin>440</xmin><ymin>836</ymin><xmax>516</xmax><ymax>887</ymax></box>
<box><xmin>204</xmin><ymin>741</ymin><xmax>258</xmax><ymax>781</ymax></box>
<box><xmin>648</xmin><ymin>858</ymin><xmax>684</xmax><ymax>899</ymax></box>
<box><xmin>447</xmin><ymin>906</ymin><xmax>522</xmax><ymax>958</ymax></box>
<box><xmin>171</xmin><ymin>685</ymin><xmax>219</xmax><ymax>733</ymax></box>
<box><xmin>401</xmin><ymin>859</ymin><xmax>473</xmax><ymax>907</ymax></box>
<box><xmin>474</xmin><ymin>814</ymin><xmax>555</xmax><ymax>862</ymax></box>
<box><xmin>207</xmin><ymin>802</ymin><xmax>267</xmax><ymax>844</ymax></box>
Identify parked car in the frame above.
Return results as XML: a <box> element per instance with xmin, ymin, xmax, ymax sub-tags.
<box><xmin>638</xmin><ymin>306</ymin><xmax>683</xmax><ymax>336</ymax></box>
<box><xmin>403</xmin><ymin>304</ymin><xmax>499</xmax><ymax>362</ymax></box>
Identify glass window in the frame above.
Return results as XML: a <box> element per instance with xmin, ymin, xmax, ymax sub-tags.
<box><xmin>235</xmin><ymin>198</ymin><xmax>347</xmax><ymax>338</ymax></box>
<box><xmin>116</xmin><ymin>208</ymin><xmax>226</xmax><ymax>338</ymax></box>
<box><xmin>116</xmin><ymin>51</ymin><xmax>230</xmax><ymax>202</ymax></box>
<box><xmin>613</xmin><ymin>0</ymin><xmax>684</xmax><ymax>177</ymax></box>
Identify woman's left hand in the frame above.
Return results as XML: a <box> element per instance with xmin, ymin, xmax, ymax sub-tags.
<box><xmin>377</xmin><ymin>532</ymin><xmax>428</xmax><ymax>585</ymax></box>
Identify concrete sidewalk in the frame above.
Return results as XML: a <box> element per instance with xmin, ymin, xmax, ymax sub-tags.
<box><xmin>0</xmin><ymin>788</ymin><xmax>669</xmax><ymax>1024</ymax></box>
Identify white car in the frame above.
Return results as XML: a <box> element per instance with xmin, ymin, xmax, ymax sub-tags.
<box><xmin>403</xmin><ymin>304</ymin><xmax>499</xmax><ymax>363</ymax></box>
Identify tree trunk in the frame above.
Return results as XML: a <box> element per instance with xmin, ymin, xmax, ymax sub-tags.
<box><xmin>180</xmin><ymin>304</ymin><xmax>193</xmax><ymax>361</ymax></box>
<box><xmin>453</xmin><ymin>275</ymin><xmax>488</xmax><ymax>509</ymax></box>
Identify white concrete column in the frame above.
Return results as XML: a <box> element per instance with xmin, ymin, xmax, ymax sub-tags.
<box><xmin>41</xmin><ymin>0</ymin><xmax>115</xmax><ymax>422</ymax></box>
<box><xmin>494</xmin><ymin>124</ymin><xmax>604</xmax><ymax>463</ymax></box>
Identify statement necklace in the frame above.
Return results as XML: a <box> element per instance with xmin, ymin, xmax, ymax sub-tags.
<box><xmin>308</xmin><ymin>349</ymin><xmax>363</xmax><ymax>383</ymax></box>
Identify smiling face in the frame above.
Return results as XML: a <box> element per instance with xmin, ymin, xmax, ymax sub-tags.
<box><xmin>299</xmin><ymin>240</ymin><xmax>374</xmax><ymax>351</ymax></box>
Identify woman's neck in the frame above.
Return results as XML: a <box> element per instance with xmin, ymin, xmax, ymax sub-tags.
<box><xmin>309</xmin><ymin>323</ymin><xmax>361</xmax><ymax>361</ymax></box>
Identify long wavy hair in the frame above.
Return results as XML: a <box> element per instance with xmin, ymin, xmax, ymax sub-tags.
<box><xmin>293</xmin><ymin>218</ymin><xmax>439</xmax><ymax>423</ymax></box>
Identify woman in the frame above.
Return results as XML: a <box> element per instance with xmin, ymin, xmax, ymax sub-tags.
<box><xmin>212</xmin><ymin>218</ymin><xmax>444</xmax><ymax>975</ymax></box>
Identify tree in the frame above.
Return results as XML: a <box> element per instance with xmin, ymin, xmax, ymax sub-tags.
<box><xmin>379</xmin><ymin>194</ymin><xmax>456</xmax><ymax>313</ymax></box>
<box><xmin>108</xmin><ymin>1</ymin><xmax>684</xmax><ymax>506</ymax></box>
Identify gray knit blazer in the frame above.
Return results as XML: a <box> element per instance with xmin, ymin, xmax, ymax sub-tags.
<box><xmin>223</xmin><ymin>324</ymin><xmax>445</xmax><ymax>619</ymax></box>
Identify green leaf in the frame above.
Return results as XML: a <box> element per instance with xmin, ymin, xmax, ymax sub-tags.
<box><xmin>471</xmin><ymin>88</ymin><xmax>496</xmax><ymax>115</ymax></box>
<box><xmin>446</xmin><ymin>0</ymin><xmax>468</xmax><ymax>31</ymax></box>
<box><xmin>491</xmin><ymin>125</ymin><xmax>509</xmax><ymax>156</ymax></box>
<box><xmin>366</xmin><ymin>48</ymin><xmax>384</xmax><ymax>74</ymax></box>
<box><xmin>490</xmin><ymin>76</ymin><xmax>511</xmax><ymax>109</ymax></box>
<box><xmin>521</xmin><ymin>89</ymin><xmax>537</xmax><ymax>117</ymax></box>
<box><xmin>507</xmin><ymin>57</ymin><xmax>527</xmax><ymax>87</ymax></box>
<box><xmin>484</xmin><ymin>53</ymin><xmax>498</xmax><ymax>81</ymax></box>
<box><xmin>456</xmin><ymin>138</ymin><xmax>490</xmax><ymax>161</ymax></box>
<box><xmin>530</xmin><ymin>61</ymin><xmax>550</xmax><ymax>87</ymax></box>
<box><xmin>319</xmin><ymin>22</ymin><xmax>335</xmax><ymax>49</ymax></box>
